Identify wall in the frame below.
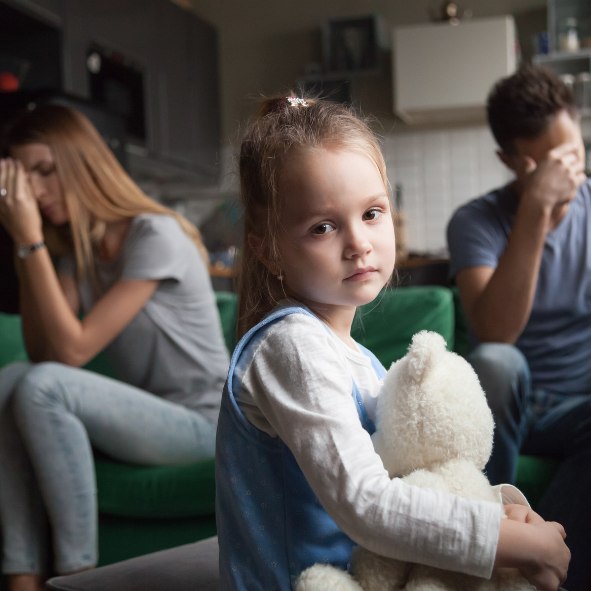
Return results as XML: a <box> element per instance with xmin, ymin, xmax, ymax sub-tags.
<box><xmin>383</xmin><ymin>125</ymin><xmax>512</xmax><ymax>253</ymax></box>
<box><xmin>178</xmin><ymin>0</ymin><xmax>546</xmax><ymax>144</ymax></box>
<box><xmin>176</xmin><ymin>0</ymin><xmax>573</xmax><ymax>255</ymax></box>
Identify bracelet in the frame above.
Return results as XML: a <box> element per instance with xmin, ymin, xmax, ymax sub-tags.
<box><xmin>17</xmin><ymin>240</ymin><xmax>46</xmax><ymax>260</ymax></box>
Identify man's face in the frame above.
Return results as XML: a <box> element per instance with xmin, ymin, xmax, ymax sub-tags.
<box><xmin>501</xmin><ymin>110</ymin><xmax>586</xmax><ymax>199</ymax></box>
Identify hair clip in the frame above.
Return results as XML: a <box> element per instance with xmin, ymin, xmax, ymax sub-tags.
<box><xmin>286</xmin><ymin>97</ymin><xmax>308</xmax><ymax>107</ymax></box>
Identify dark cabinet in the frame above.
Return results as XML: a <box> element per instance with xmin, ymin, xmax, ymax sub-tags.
<box><xmin>187</xmin><ymin>14</ymin><xmax>221</xmax><ymax>177</ymax></box>
<box><xmin>5</xmin><ymin>0</ymin><xmax>220</xmax><ymax>181</ymax></box>
<box><xmin>152</xmin><ymin>0</ymin><xmax>198</xmax><ymax>163</ymax></box>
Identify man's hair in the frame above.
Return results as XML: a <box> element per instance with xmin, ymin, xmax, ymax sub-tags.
<box><xmin>487</xmin><ymin>65</ymin><xmax>578</xmax><ymax>154</ymax></box>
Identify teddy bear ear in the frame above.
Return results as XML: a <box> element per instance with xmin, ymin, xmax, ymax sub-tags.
<box><xmin>406</xmin><ymin>331</ymin><xmax>448</xmax><ymax>382</ymax></box>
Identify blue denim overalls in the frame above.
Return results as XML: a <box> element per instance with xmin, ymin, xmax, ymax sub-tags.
<box><xmin>215</xmin><ymin>304</ymin><xmax>385</xmax><ymax>590</ymax></box>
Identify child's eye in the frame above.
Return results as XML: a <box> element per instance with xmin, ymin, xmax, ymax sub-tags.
<box><xmin>363</xmin><ymin>209</ymin><xmax>382</xmax><ymax>221</ymax></box>
<box><xmin>312</xmin><ymin>223</ymin><xmax>335</xmax><ymax>235</ymax></box>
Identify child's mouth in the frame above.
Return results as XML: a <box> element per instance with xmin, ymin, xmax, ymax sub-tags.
<box><xmin>344</xmin><ymin>267</ymin><xmax>377</xmax><ymax>282</ymax></box>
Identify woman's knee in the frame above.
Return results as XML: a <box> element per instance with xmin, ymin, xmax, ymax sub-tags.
<box><xmin>469</xmin><ymin>343</ymin><xmax>530</xmax><ymax>412</ymax></box>
<box><xmin>0</xmin><ymin>362</ymin><xmax>33</xmax><ymax>407</ymax></box>
<box><xmin>13</xmin><ymin>362</ymin><xmax>68</xmax><ymax>416</ymax></box>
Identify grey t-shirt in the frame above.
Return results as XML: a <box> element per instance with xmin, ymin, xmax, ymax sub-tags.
<box><xmin>60</xmin><ymin>213</ymin><xmax>229</xmax><ymax>423</ymax></box>
<box><xmin>447</xmin><ymin>179</ymin><xmax>591</xmax><ymax>395</ymax></box>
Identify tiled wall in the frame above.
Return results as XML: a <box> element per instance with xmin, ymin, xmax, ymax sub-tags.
<box><xmin>382</xmin><ymin>125</ymin><xmax>513</xmax><ymax>255</ymax></box>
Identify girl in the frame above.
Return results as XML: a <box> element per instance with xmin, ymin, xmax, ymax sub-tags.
<box><xmin>215</xmin><ymin>96</ymin><xmax>570</xmax><ymax>591</ymax></box>
<box><xmin>0</xmin><ymin>105</ymin><xmax>229</xmax><ymax>591</ymax></box>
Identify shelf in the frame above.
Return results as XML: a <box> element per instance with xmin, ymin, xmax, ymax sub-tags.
<box><xmin>534</xmin><ymin>48</ymin><xmax>591</xmax><ymax>63</ymax></box>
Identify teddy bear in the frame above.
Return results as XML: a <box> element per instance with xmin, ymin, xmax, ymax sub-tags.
<box><xmin>296</xmin><ymin>331</ymin><xmax>534</xmax><ymax>591</ymax></box>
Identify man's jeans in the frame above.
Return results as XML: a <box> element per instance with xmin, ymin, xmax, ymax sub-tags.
<box><xmin>470</xmin><ymin>343</ymin><xmax>591</xmax><ymax>591</ymax></box>
<box><xmin>0</xmin><ymin>362</ymin><xmax>217</xmax><ymax>576</ymax></box>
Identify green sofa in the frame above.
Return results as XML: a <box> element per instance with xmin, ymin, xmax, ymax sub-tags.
<box><xmin>0</xmin><ymin>287</ymin><xmax>557</xmax><ymax>577</ymax></box>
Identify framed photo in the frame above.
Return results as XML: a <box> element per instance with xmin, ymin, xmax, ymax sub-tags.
<box><xmin>323</xmin><ymin>15</ymin><xmax>383</xmax><ymax>75</ymax></box>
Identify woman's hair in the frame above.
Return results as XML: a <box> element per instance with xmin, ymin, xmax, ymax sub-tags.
<box><xmin>8</xmin><ymin>105</ymin><xmax>208</xmax><ymax>279</ymax></box>
<box><xmin>238</xmin><ymin>95</ymin><xmax>389</xmax><ymax>337</ymax></box>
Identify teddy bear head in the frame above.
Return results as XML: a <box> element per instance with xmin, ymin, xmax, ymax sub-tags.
<box><xmin>372</xmin><ymin>331</ymin><xmax>494</xmax><ymax>478</ymax></box>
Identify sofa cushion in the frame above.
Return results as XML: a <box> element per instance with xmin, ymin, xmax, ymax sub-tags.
<box><xmin>215</xmin><ymin>291</ymin><xmax>238</xmax><ymax>352</ymax></box>
<box><xmin>97</xmin><ymin>514</ymin><xmax>217</xmax><ymax>566</ymax></box>
<box><xmin>0</xmin><ymin>313</ymin><xmax>28</xmax><ymax>367</ymax></box>
<box><xmin>352</xmin><ymin>286</ymin><xmax>455</xmax><ymax>368</ymax></box>
<box><xmin>451</xmin><ymin>286</ymin><xmax>470</xmax><ymax>357</ymax></box>
<box><xmin>95</xmin><ymin>455</ymin><xmax>216</xmax><ymax>519</ymax></box>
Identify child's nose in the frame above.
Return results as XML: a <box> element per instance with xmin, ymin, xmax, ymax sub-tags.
<box><xmin>344</xmin><ymin>226</ymin><xmax>372</xmax><ymax>258</ymax></box>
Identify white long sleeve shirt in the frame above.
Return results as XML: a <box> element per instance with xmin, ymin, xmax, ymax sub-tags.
<box><xmin>234</xmin><ymin>311</ymin><xmax>523</xmax><ymax>579</ymax></box>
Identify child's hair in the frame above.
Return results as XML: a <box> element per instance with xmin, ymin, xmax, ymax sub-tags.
<box><xmin>238</xmin><ymin>95</ymin><xmax>389</xmax><ymax>338</ymax></box>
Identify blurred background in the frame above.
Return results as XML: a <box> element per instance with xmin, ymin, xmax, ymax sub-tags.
<box><xmin>1</xmin><ymin>0</ymin><xmax>590</xmax><ymax>289</ymax></box>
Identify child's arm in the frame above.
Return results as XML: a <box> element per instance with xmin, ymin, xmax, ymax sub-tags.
<box><xmin>496</xmin><ymin>506</ymin><xmax>569</xmax><ymax>591</ymax></box>
<box><xmin>243</xmin><ymin>315</ymin><xmax>503</xmax><ymax>579</ymax></box>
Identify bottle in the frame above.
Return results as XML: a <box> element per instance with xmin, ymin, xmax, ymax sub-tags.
<box><xmin>558</xmin><ymin>17</ymin><xmax>580</xmax><ymax>52</ymax></box>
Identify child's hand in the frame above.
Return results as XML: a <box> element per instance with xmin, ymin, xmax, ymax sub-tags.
<box><xmin>519</xmin><ymin>520</ymin><xmax>568</xmax><ymax>591</ymax></box>
<box><xmin>496</xmin><ymin>513</ymin><xmax>569</xmax><ymax>591</ymax></box>
<box><xmin>504</xmin><ymin>503</ymin><xmax>545</xmax><ymax>525</ymax></box>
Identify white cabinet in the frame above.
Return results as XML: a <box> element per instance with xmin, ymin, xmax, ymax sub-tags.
<box><xmin>393</xmin><ymin>16</ymin><xmax>517</xmax><ymax>125</ymax></box>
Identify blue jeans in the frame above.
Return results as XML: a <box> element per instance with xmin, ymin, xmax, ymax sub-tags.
<box><xmin>0</xmin><ymin>362</ymin><xmax>217</xmax><ymax>575</ymax></box>
<box><xmin>470</xmin><ymin>343</ymin><xmax>591</xmax><ymax>591</ymax></box>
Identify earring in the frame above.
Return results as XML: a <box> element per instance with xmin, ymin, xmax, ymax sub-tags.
<box><xmin>277</xmin><ymin>271</ymin><xmax>284</xmax><ymax>281</ymax></box>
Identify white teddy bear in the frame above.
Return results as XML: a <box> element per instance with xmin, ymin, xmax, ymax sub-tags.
<box><xmin>296</xmin><ymin>331</ymin><xmax>534</xmax><ymax>591</ymax></box>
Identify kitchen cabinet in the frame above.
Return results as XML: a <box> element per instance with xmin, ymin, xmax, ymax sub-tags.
<box><xmin>393</xmin><ymin>16</ymin><xmax>517</xmax><ymax>125</ymax></box>
<box><xmin>187</xmin><ymin>15</ymin><xmax>220</xmax><ymax>177</ymax></box>
<box><xmin>3</xmin><ymin>0</ymin><xmax>220</xmax><ymax>182</ymax></box>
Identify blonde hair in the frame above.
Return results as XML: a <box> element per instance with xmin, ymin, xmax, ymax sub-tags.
<box><xmin>238</xmin><ymin>95</ymin><xmax>389</xmax><ymax>338</ymax></box>
<box><xmin>8</xmin><ymin>105</ymin><xmax>208</xmax><ymax>280</ymax></box>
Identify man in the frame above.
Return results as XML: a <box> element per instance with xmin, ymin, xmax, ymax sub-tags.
<box><xmin>447</xmin><ymin>65</ymin><xmax>590</xmax><ymax>591</ymax></box>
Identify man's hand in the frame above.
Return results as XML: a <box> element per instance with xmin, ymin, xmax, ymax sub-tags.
<box><xmin>520</xmin><ymin>142</ymin><xmax>587</xmax><ymax>215</ymax></box>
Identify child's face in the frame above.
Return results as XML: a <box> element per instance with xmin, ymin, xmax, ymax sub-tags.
<box><xmin>276</xmin><ymin>147</ymin><xmax>396</xmax><ymax>313</ymax></box>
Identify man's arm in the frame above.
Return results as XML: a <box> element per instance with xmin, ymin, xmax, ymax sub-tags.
<box><xmin>456</xmin><ymin>197</ymin><xmax>549</xmax><ymax>344</ymax></box>
<box><xmin>457</xmin><ymin>143</ymin><xmax>586</xmax><ymax>344</ymax></box>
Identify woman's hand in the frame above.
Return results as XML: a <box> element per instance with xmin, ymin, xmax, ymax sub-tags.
<box><xmin>0</xmin><ymin>159</ymin><xmax>44</xmax><ymax>245</ymax></box>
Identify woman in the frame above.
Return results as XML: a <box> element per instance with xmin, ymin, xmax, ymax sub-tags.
<box><xmin>0</xmin><ymin>105</ymin><xmax>229</xmax><ymax>591</ymax></box>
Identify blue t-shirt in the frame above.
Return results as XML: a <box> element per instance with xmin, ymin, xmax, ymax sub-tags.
<box><xmin>447</xmin><ymin>179</ymin><xmax>591</xmax><ymax>395</ymax></box>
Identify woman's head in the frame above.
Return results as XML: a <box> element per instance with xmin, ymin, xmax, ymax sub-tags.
<box><xmin>9</xmin><ymin>142</ymin><xmax>68</xmax><ymax>226</ymax></box>
<box><xmin>7</xmin><ymin>105</ymin><xmax>207</xmax><ymax>278</ymax></box>
<box><xmin>238</xmin><ymin>96</ymin><xmax>395</xmax><ymax>336</ymax></box>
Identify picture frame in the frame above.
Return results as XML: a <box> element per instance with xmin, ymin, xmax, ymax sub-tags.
<box><xmin>323</xmin><ymin>15</ymin><xmax>385</xmax><ymax>76</ymax></box>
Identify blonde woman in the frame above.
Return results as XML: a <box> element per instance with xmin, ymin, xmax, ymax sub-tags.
<box><xmin>0</xmin><ymin>105</ymin><xmax>229</xmax><ymax>591</ymax></box>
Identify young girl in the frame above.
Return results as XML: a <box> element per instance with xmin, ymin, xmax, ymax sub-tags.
<box><xmin>0</xmin><ymin>105</ymin><xmax>229</xmax><ymax>591</ymax></box>
<box><xmin>215</xmin><ymin>96</ymin><xmax>570</xmax><ymax>591</ymax></box>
